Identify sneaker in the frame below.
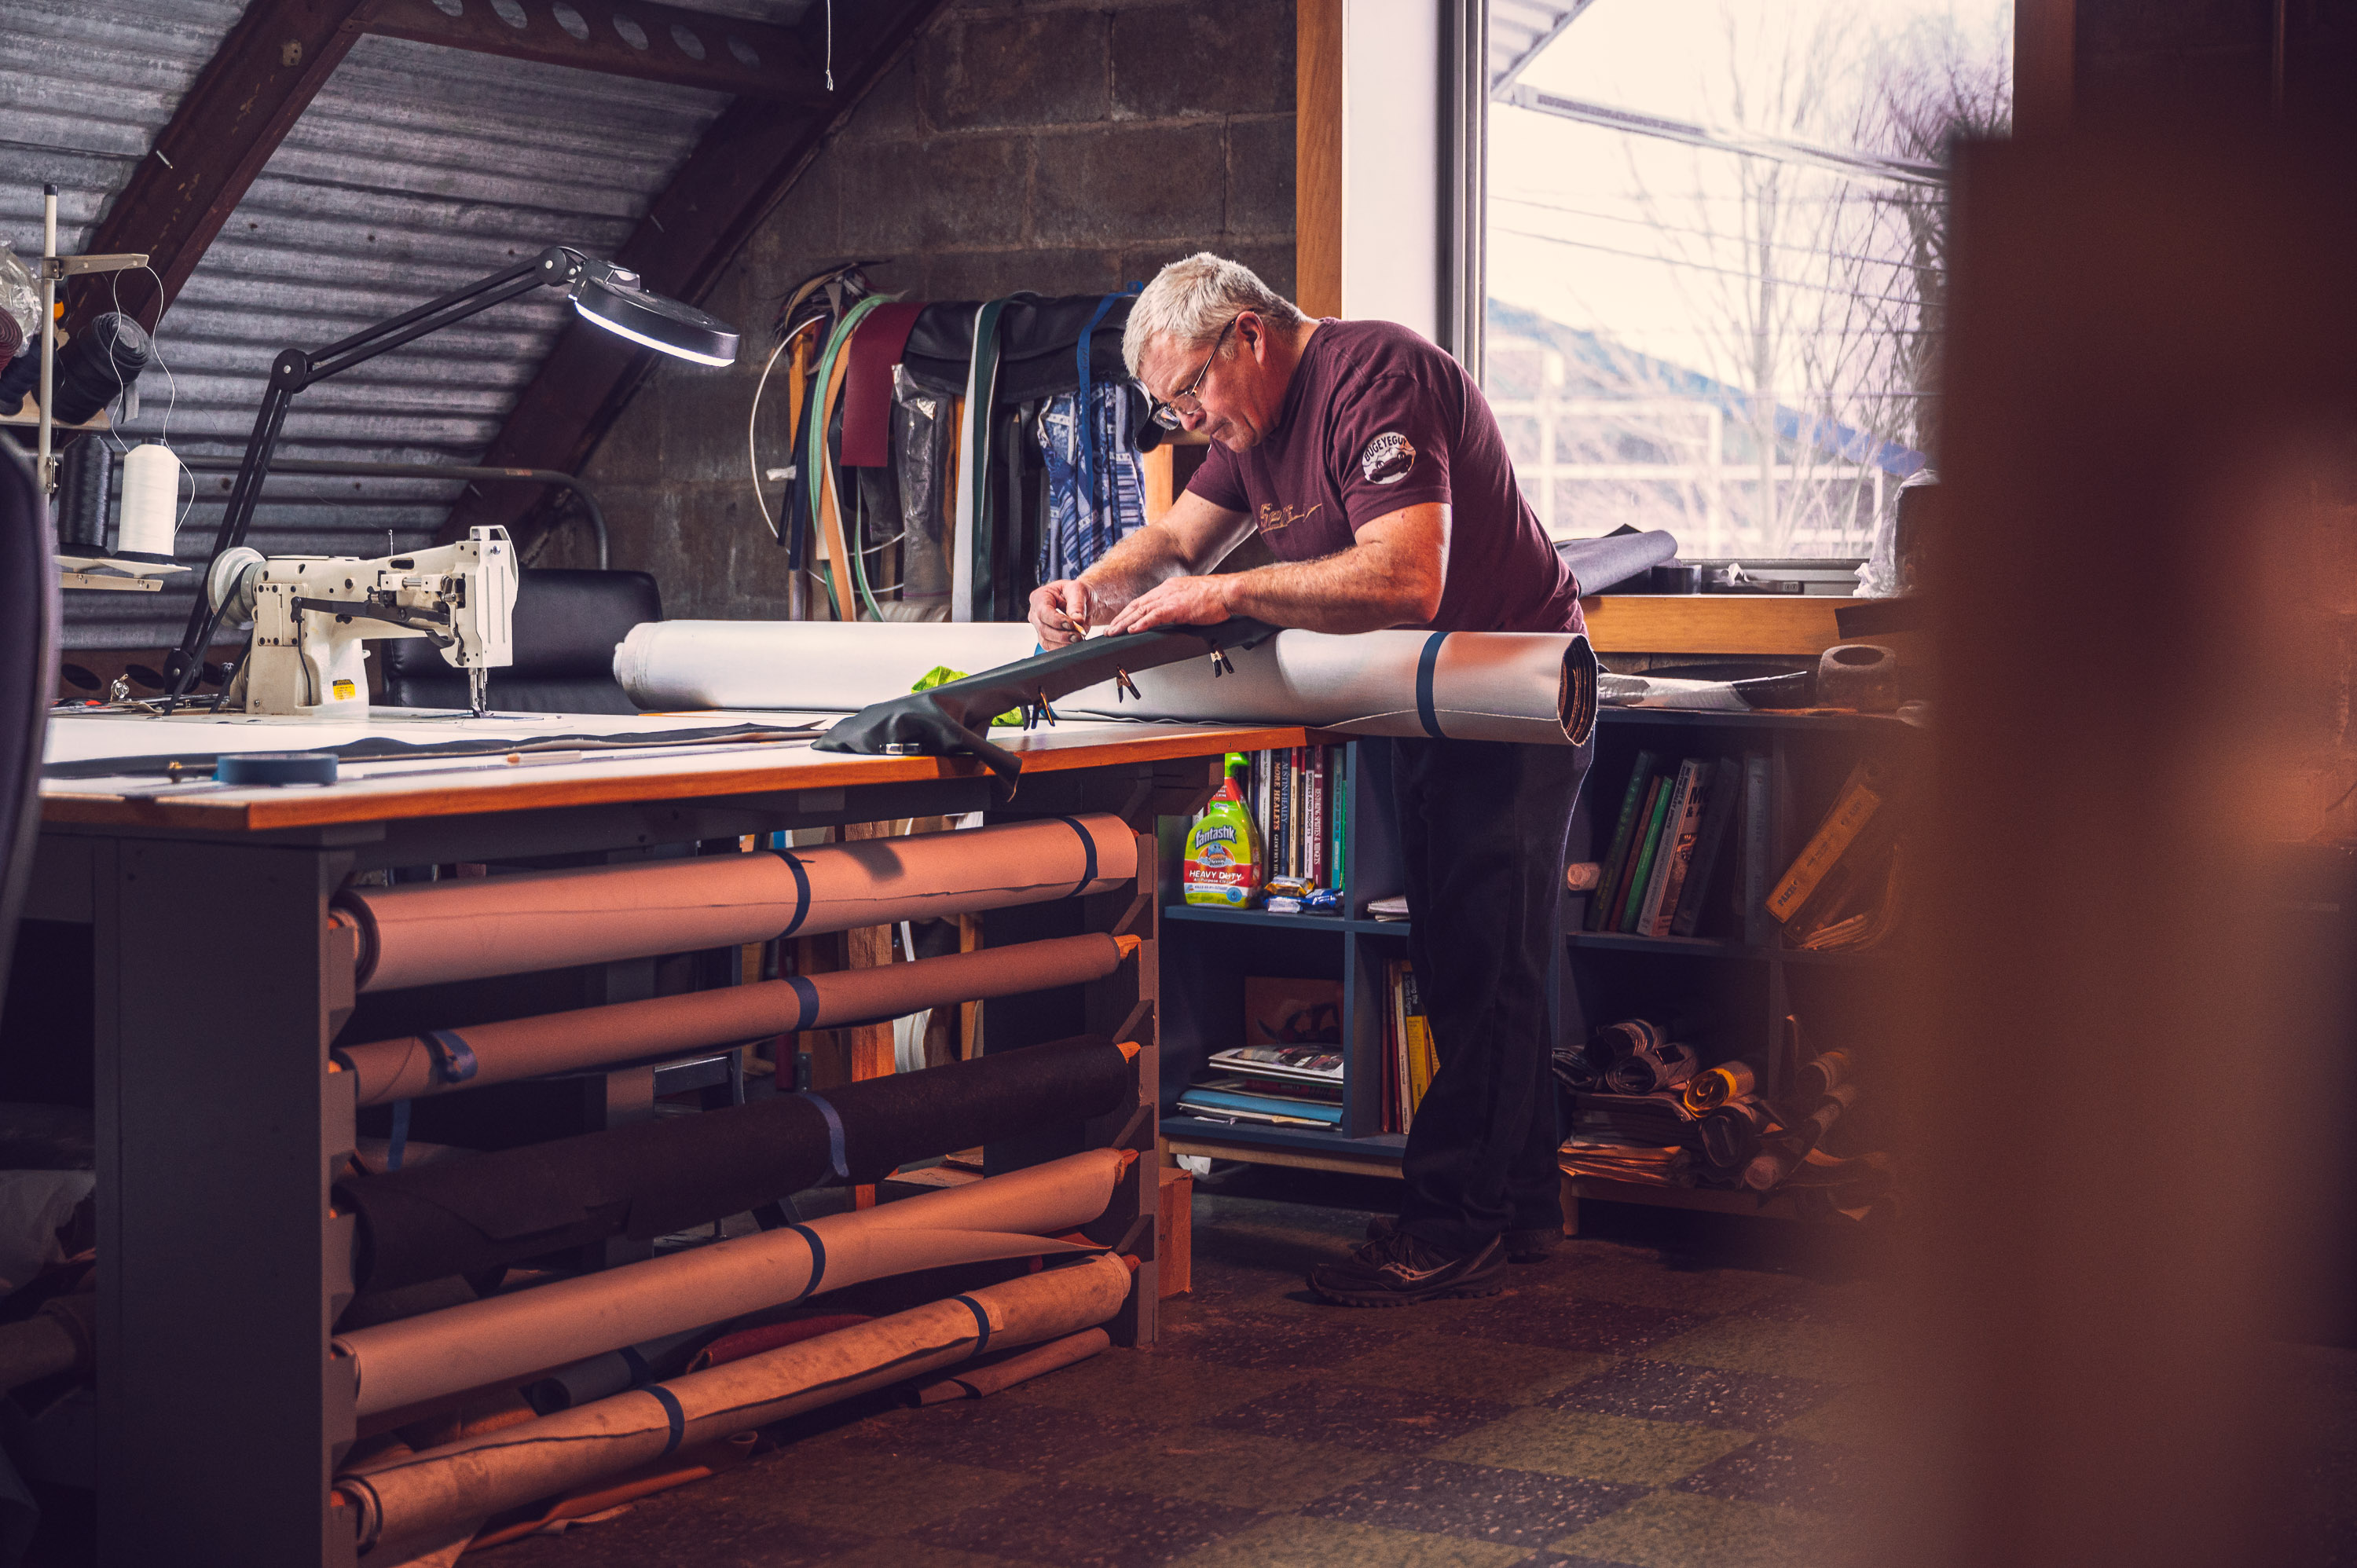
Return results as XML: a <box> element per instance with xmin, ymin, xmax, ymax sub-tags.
<box><xmin>1364</xmin><ymin>1214</ymin><xmax>1559</xmax><ymax>1264</ymax></box>
<box><xmin>1307</xmin><ymin>1232</ymin><xmax>1505</xmax><ymax>1307</ymax></box>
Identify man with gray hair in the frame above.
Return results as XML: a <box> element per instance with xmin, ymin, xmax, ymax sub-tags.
<box><xmin>1028</xmin><ymin>253</ymin><xmax>1590</xmax><ymax>1307</ymax></box>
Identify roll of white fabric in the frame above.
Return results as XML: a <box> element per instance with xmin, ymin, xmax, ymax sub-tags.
<box><xmin>613</xmin><ymin>621</ymin><xmax>1596</xmax><ymax>745</ymax></box>
<box><xmin>115</xmin><ymin>441</ymin><xmax>181</xmax><ymax>562</ymax></box>
<box><xmin>339</xmin><ymin>1253</ymin><xmax>1135</xmax><ymax>1559</ymax></box>
<box><xmin>1056</xmin><ymin>628</ymin><xmax>1596</xmax><ymax>744</ymax></box>
<box><xmin>614</xmin><ymin>620</ymin><xmax>1038</xmax><ymax>712</ymax></box>
<box><xmin>339</xmin><ymin>813</ymin><xmax>1135</xmax><ymax>993</ymax></box>
<box><xmin>335</xmin><ymin>1148</ymin><xmax>1128</xmax><ymax>1419</ymax></box>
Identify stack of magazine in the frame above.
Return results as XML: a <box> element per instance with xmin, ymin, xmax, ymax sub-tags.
<box><xmin>1178</xmin><ymin>1043</ymin><xmax>1344</xmax><ymax>1127</ymax></box>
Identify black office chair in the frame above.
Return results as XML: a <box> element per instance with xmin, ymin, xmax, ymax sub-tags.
<box><xmin>379</xmin><ymin>567</ymin><xmax>661</xmax><ymax>714</ymax></box>
<box><xmin>0</xmin><ymin>441</ymin><xmax>58</xmax><ymax>1002</ymax></box>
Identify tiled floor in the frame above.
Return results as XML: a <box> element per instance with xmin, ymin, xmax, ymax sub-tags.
<box><xmin>492</xmin><ymin>1174</ymin><xmax>1890</xmax><ymax>1568</ymax></box>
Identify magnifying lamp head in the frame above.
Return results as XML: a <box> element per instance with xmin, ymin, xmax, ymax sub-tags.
<box><xmin>567</xmin><ymin>258</ymin><xmax>739</xmax><ymax>368</ymax></box>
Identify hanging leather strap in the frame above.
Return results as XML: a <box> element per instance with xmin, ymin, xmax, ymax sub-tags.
<box><xmin>953</xmin><ymin>298</ymin><xmax>1008</xmax><ymax>622</ymax></box>
<box><xmin>841</xmin><ymin>300</ymin><xmax>925</xmax><ymax>467</ymax></box>
<box><xmin>808</xmin><ymin>294</ymin><xmax>893</xmax><ymax>621</ymax></box>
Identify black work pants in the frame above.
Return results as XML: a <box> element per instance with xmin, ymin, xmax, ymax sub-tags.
<box><xmin>1394</xmin><ymin>735</ymin><xmax>1590</xmax><ymax>1255</ymax></box>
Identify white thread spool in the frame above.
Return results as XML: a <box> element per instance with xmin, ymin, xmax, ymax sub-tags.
<box><xmin>116</xmin><ymin>440</ymin><xmax>181</xmax><ymax>562</ymax></box>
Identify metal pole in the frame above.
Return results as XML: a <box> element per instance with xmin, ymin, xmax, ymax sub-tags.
<box><xmin>37</xmin><ymin>184</ymin><xmax>56</xmax><ymax>497</ymax></box>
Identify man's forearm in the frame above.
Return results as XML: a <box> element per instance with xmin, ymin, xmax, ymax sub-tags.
<box><xmin>1076</xmin><ymin>522</ymin><xmax>1196</xmax><ymax>606</ymax></box>
<box><xmin>1219</xmin><ymin>548</ymin><xmax>1431</xmax><ymax>634</ymax></box>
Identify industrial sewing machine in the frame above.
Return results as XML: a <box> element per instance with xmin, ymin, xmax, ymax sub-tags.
<box><xmin>204</xmin><ymin>526</ymin><xmax>518</xmax><ymax>718</ymax></box>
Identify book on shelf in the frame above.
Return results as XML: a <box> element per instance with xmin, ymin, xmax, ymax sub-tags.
<box><xmin>1739</xmin><ymin>753</ymin><xmax>1772</xmax><ymax>943</ymax></box>
<box><xmin>1783</xmin><ymin>797</ymin><xmax>1907</xmax><ymax>950</ymax></box>
<box><xmin>1177</xmin><ymin>1082</ymin><xmax>1344</xmax><ymax>1127</ymax></box>
<box><xmin>1617</xmin><ymin>772</ymin><xmax>1677</xmax><ymax>932</ymax></box>
<box><xmin>1219</xmin><ymin>746</ymin><xmax>1347</xmax><ymax>900</ymax></box>
<box><xmin>1589</xmin><ymin>749</ymin><xmax>1660</xmax><ymax>931</ymax></box>
<box><xmin>1381</xmin><ymin>957</ymin><xmax>1438</xmax><ymax>1134</ymax></box>
<box><xmin>1766</xmin><ymin>760</ymin><xmax>1888</xmax><ymax>924</ymax></box>
<box><xmin>1366</xmin><ymin>893</ymin><xmax>1409</xmax><ymax>921</ymax></box>
<box><xmin>1636</xmin><ymin>759</ymin><xmax>1710</xmax><ymax>937</ymax></box>
<box><xmin>1670</xmin><ymin>756</ymin><xmax>1745</xmax><ymax>938</ymax></box>
<box><xmin>1401</xmin><ymin>963</ymin><xmax>1436</xmax><ymax>1122</ymax></box>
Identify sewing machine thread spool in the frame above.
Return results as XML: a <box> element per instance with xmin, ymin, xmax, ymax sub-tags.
<box><xmin>115</xmin><ymin>441</ymin><xmax>181</xmax><ymax>563</ymax></box>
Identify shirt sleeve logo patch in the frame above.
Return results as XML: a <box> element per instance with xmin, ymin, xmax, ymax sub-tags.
<box><xmin>1360</xmin><ymin>432</ymin><xmax>1417</xmax><ymax>485</ymax></box>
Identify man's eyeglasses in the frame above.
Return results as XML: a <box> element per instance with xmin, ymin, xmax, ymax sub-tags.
<box><xmin>1148</xmin><ymin>317</ymin><xmax>1237</xmax><ymax>430</ymax></box>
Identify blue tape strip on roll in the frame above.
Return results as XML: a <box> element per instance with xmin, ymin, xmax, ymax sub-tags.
<box><xmin>786</xmin><ymin>1221</ymin><xmax>827</xmax><ymax>1301</ymax></box>
<box><xmin>1056</xmin><ymin>815</ymin><xmax>1098</xmax><ymax>897</ymax></box>
<box><xmin>786</xmin><ymin>976</ymin><xmax>821</xmax><ymax>1032</ymax></box>
<box><xmin>1415</xmin><ymin>632</ymin><xmax>1448</xmax><ymax>738</ymax></box>
<box><xmin>771</xmin><ymin>850</ymin><xmax>812</xmax><ymax>939</ymax></box>
<box><xmin>421</xmin><ymin>1028</ymin><xmax>478</xmax><ymax>1086</ymax></box>
<box><xmin>618</xmin><ymin>1343</ymin><xmax>653</xmax><ymax>1385</ymax></box>
<box><xmin>953</xmin><ymin>1293</ymin><xmax>992</xmax><ymax>1356</ymax></box>
<box><xmin>644</xmin><ymin>1384</ymin><xmax>687</xmax><ymax>1457</ymax></box>
<box><xmin>804</xmin><ymin>1093</ymin><xmax>849</xmax><ymax>1181</ymax></box>
<box><xmin>386</xmin><ymin>1101</ymin><xmax>411</xmax><ymax>1173</ymax></box>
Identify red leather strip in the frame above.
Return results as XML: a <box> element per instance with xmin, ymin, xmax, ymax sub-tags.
<box><xmin>840</xmin><ymin>300</ymin><xmax>926</xmax><ymax>467</ymax></box>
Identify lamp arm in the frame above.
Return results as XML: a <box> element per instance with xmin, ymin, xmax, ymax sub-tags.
<box><xmin>159</xmin><ymin>245</ymin><xmax>589</xmax><ymax>708</ymax></box>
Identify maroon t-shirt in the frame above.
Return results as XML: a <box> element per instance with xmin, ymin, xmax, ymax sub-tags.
<box><xmin>1184</xmin><ymin>319</ymin><xmax>1583</xmax><ymax>634</ymax></box>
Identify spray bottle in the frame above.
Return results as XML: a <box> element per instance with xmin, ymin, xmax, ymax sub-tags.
<box><xmin>1183</xmin><ymin>753</ymin><xmax>1263</xmax><ymax>907</ymax></box>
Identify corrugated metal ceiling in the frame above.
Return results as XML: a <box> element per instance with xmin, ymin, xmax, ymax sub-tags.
<box><xmin>2</xmin><ymin>2</ymin><xmax>741</xmax><ymax>649</ymax></box>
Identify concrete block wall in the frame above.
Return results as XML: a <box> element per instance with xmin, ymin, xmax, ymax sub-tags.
<box><xmin>556</xmin><ymin>0</ymin><xmax>1296</xmax><ymax>621</ymax></box>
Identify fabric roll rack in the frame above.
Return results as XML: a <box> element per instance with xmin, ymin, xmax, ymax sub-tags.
<box><xmin>339</xmin><ymin>1147</ymin><xmax>1132</xmax><ymax>1419</ymax></box>
<box><xmin>337</xmin><ymin>1035</ymin><xmax>1138</xmax><ymax>1292</ymax></box>
<box><xmin>334</xmin><ymin>932</ymin><xmax>1138</xmax><ymax>1105</ymax></box>
<box><xmin>339</xmin><ymin>1254</ymin><xmax>1136</xmax><ymax>1561</ymax></box>
<box><xmin>335</xmin><ymin>813</ymin><xmax>1136</xmax><ymax>994</ymax></box>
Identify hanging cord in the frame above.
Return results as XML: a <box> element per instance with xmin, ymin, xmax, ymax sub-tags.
<box><xmin>824</xmin><ymin>0</ymin><xmax>834</xmax><ymax>91</ymax></box>
<box><xmin>748</xmin><ymin>315</ymin><xmax>824</xmax><ymax>542</ymax></box>
<box><xmin>108</xmin><ymin>264</ymin><xmax>191</xmax><ymax>533</ymax></box>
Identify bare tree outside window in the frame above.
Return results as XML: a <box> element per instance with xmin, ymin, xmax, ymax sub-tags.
<box><xmin>1486</xmin><ymin>0</ymin><xmax>2013</xmax><ymax>562</ymax></box>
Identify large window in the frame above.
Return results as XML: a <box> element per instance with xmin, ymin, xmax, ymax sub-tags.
<box><xmin>1483</xmin><ymin>0</ymin><xmax>2012</xmax><ymax>558</ymax></box>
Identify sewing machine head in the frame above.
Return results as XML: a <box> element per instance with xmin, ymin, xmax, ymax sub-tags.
<box><xmin>207</xmin><ymin>526</ymin><xmax>518</xmax><ymax>717</ymax></box>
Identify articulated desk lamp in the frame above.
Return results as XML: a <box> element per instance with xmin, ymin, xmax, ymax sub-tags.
<box><xmin>159</xmin><ymin>244</ymin><xmax>737</xmax><ymax>717</ymax></box>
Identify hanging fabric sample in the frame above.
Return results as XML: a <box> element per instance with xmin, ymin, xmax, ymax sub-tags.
<box><xmin>893</xmin><ymin>365</ymin><xmax>954</xmax><ymax>615</ymax></box>
<box><xmin>1036</xmin><ymin>383</ymin><xmax>1146</xmax><ymax>586</ymax></box>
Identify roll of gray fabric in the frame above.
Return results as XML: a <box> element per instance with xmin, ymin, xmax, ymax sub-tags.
<box><xmin>336</xmin><ymin>1035</ymin><xmax>1134</xmax><ymax>1291</ymax></box>
<box><xmin>1558</xmin><ymin>527</ymin><xmax>1680</xmax><ymax>595</ymax></box>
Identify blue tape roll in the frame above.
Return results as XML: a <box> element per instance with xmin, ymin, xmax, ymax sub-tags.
<box><xmin>953</xmin><ymin>1293</ymin><xmax>992</xmax><ymax>1356</ymax></box>
<box><xmin>421</xmin><ymin>1028</ymin><xmax>478</xmax><ymax>1086</ymax></box>
<box><xmin>643</xmin><ymin>1383</ymin><xmax>687</xmax><ymax>1457</ymax></box>
<box><xmin>803</xmin><ymin>1093</ymin><xmax>849</xmax><ymax>1181</ymax></box>
<box><xmin>786</xmin><ymin>1221</ymin><xmax>827</xmax><ymax>1301</ymax></box>
<box><xmin>1414</xmin><ymin>632</ymin><xmax>1449</xmax><ymax>738</ymax></box>
<box><xmin>786</xmin><ymin>975</ymin><xmax>821</xmax><ymax>1032</ymax></box>
<box><xmin>1056</xmin><ymin>815</ymin><xmax>1098</xmax><ymax>898</ymax></box>
<box><xmin>772</xmin><ymin>850</ymin><xmax>812</xmax><ymax>938</ymax></box>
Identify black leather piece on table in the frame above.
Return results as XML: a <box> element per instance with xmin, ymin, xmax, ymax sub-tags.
<box><xmin>336</xmin><ymin>1035</ymin><xmax>1134</xmax><ymax>1291</ymax></box>
<box><xmin>0</xmin><ymin>441</ymin><xmax>57</xmax><ymax>1001</ymax></box>
<box><xmin>379</xmin><ymin>567</ymin><xmax>660</xmax><ymax>714</ymax></box>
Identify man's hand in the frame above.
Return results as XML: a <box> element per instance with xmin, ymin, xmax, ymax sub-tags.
<box><xmin>1028</xmin><ymin>579</ymin><xmax>1094</xmax><ymax>649</ymax></box>
<box><xmin>1104</xmin><ymin>574</ymin><xmax>1236</xmax><ymax>636</ymax></box>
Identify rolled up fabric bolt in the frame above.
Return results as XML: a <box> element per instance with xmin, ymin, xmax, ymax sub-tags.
<box><xmin>1732</xmin><ymin>1088</ymin><xmax>1858</xmax><ymax>1191</ymax></box>
<box><xmin>1796</xmin><ymin>1050</ymin><xmax>1853</xmax><ymax>1100</ymax></box>
<box><xmin>1596</xmin><ymin>669</ymin><xmax>1813</xmax><ymax>713</ymax></box>
<box><xmin>336</xmin><ymin>1035</ymin><xmax>1135</xmax><ymax>1294</ymax></box>
<box><xmin>339</xmin><ymin>1253</ymin><xmax>1135</xmax><ymax>1560</ymax></box>
<box><xmin>1056</xmin><ymin>628</ymin><xmax>1599</xmax><ymax>746</ymax></box>
<box><xmin>1698</xmin><ymin>1100</ymin><xmax>1773</xmax><ymax>1171</ymax></box>
<box><xmin>687</xmin><ymin>1314</ymin><xmax>872</xmax><ymax>1372</ymax></box>
<box><xmin>522</xmin><ymin>1326</ymin><xmax>709</xmax><ymax>1416</ymax></box>
<box><xmin>1565</xmin><ymin>861</ymin><xmax>1602</xmax><ymax>893</ymax></box>
<box><xmin>335</xmin><ymin>932</ymin><xmax>1138</xmax><ymax>1105</ymax></box>
<box><xmin>1585</xmin><ymin>1017</ymin><xmax>1666</xmax><ymax>1070</ymax></box>
<box><xmin>1681</xmin><ymin>1062</ymin><xmax>1758</xmax><ymax>1113</ymax></box>
<box><xmin>339</xmin><ymin>1145</ymin><xmax>1131</xmax><ymax>1416</ymax></box>
<box><xmin>337</xmin><ymin>814</ymin><xmax>1136</xmax><ymax>994</ymax></box>
<box><xmin>907</xmin><ymin>1326</ymin><xmax>1112</xmax><ymax>1405</ymax></box>
<box><xmin>1556</xmin><ymin>526</ymin><xmax>1679</xmax><ymax>594</ymax></box>
<box><xmin>1604</xmin><ymin>1039</ymin><xmax>1699</xmax><ymax>1095</ymax></box>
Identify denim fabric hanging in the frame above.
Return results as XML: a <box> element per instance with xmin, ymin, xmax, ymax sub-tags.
<box><xmin>1036</xmin><ymin>383</ymin><xmax>1145</xmax><ymax>585</ymax></box>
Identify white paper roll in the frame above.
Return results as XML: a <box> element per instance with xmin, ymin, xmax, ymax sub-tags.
<box><xmin>115</xmin><ymin>441</ymin><xmax>180</xmax><ymax>562</ymax></box>
<box><xmin>615</xmin><ymin>621</ymin><xmax>1038</xmax><ymax>712</ymax></box>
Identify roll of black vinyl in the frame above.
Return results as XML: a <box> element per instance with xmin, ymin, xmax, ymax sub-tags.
<box><xmin>338</xmin><ymin>1035</ymin><xmax>1132</xmax><ymax>1291</ymax></box>
<box><xmin>1558</xmin><ymin>526</ymin><xmax>1679</xmax><ymax>596</ymax></box>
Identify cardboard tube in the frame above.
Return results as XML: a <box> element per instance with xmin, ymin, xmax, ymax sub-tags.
<box><xmin>906</xmin><ymin>1326</ymin><xmax>1111</xmax><ymax>1405</ymax></box>
<box><xmin>337</xmin><ymin>932</ymin><xmax>1137</xmax><ymax>1105</ymax></box>
<box><xmin>338</xmin><ymin>1148</ymin><xmax>1127</xmax><ymax>1418</ymax></box>
<box><xmin>340</xmin><ymin>1254</ymin><xmax>1135</xmax><ymax>1557</ymax></box>
<box><xmin>339</xmin><ymin>815</ymin><xmax>1136</xmax><ymax>993</ymax></box>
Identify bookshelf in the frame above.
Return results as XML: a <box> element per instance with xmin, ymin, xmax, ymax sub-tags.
<box><xmin>1157</xmin><ymin>707</ymin><xmax>1926</xmax><ymax>1218</ymax></box>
